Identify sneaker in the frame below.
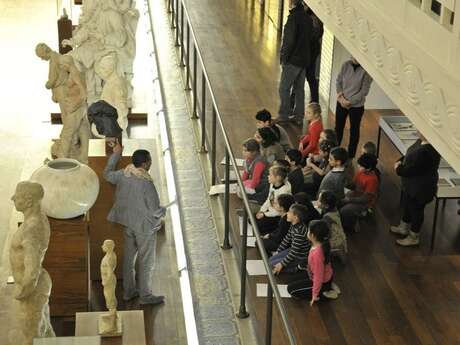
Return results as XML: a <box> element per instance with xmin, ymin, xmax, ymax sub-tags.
<box><xmin>322</xmin><ymin>290</ymin><xmax>339</xmax><ymax>299</ymax></box>
<box><xmin>139</xmin><ymin>295</ymin><xmax>165</xmax><ymax>305</ymax></box>
<box><xmin>396</xmin><ymin>232</ymin><xmax>420</xmax><ymax>247</ymax></box>
<box><xmin>331</xmin><ymin>282</ymin><xmax>341</xmax><ymax>295</ymax></box>
<box><xmin>390</xmin><ymin>222</ymin><xmax>410</xmax><ymax>236</ymax></box>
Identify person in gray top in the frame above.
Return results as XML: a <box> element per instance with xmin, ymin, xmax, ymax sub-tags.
<box><xmin>335</xmin><ymin>57</ymin><xmax>373</xmax><ymax>158</ymax></box>
<box><xmin>104</xmin><ymin>141</ymin><xmax>166</xmax><ymax>305</ymax></box>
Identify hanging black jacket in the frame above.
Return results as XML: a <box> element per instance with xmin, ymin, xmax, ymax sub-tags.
<box><xmin>280</xmin><ymin>4</ymin><xmax>313</xmax><ymax>67</ymax></box>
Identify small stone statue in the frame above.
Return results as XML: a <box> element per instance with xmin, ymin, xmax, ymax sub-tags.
<box><xmin>35</xmin><ymin>43</ymin><xmax>91</xmax><ymax>164</ymax></box>
<box><xmin>9</xmin><ymin>181</ymin><xmax>55</xmax><ymax>345</ymax></box>
<box><xmin>95</xmin><ymin>54</ymin><xmax>129</xmax><ymax>134</ymax></box>
<box><xmin>98</xmin><ymin>239</ymin><xmax>122</xmax><ymax>337</ymax></box>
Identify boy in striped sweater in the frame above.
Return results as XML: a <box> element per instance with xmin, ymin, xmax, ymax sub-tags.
<box><xmin>270</xmin><ymin>204</ymin><xmax>311</xmax><ymax>274</ymax></box>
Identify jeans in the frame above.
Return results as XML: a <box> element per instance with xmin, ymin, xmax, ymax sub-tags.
<box><xmin>269</xmin><ymin>248</ymin><xmax>302</xmax><ymax>273</ymax></box>
<box><xmin>335</xmin><ymin>102</ymin><xmax>365</xmax><ymax>158</ymax></box>
<box><xmin>123</xmin><ymin>227</ymin><xmax>158</xmax><ymax>299</ymax></box>
<box><xmin>279</xmin><ymin>64</ymin><xmax>306</xmax><ymax>120</ymax></box>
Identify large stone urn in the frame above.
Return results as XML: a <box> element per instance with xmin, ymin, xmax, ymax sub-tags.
<box><xmin>30</xmin><ymin>158</ymin><xmax>100</xmax><ymax>219</ymax></box>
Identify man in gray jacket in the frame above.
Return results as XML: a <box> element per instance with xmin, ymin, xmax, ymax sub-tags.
<box><xmin>335</xmin><ymin>57</ymin><xmax>373</xmax><ymax>158</ymax></box>
<box><xmin>104</xmin><ymin>142</ymin><xmax>166</xmax><ymax>305</ymax></box>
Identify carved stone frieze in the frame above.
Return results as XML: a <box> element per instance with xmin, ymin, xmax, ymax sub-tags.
<box><xmin>312</xmin><ymin>0</ymin><xmax>460</xmax><ymax>163</ymax></box>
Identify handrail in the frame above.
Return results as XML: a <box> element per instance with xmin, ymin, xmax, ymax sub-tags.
<box><xmin>164</xmin><ymin>0</ymin><xmax>297</xmax><ymax>344</ymax></box>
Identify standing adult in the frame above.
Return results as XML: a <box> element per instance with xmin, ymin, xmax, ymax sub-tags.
<box><xmin>104</xmin><ymin>142</ymin><xmax>166</xmax><ymax>305</ymax></box>
<box><xmin>390</xmin><ymin>133</ymin><xmax>440</xmax><ymax>246</ymax></box>
<box><xmin>277</xmin><ymin>0</ymin><xmax>313</xmax><ymax>125</ymax></box>
<box><xmin>335</xmin><ymin>57</ymin><xmax>373</xmax><ymax>158</ymax></box>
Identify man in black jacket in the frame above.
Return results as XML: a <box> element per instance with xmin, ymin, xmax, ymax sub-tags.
<box><xmin>277</xmin><ymin>0</ymin><xmax>313</xmax><ymax>124</ymax></box>
<box><xmin>390</xmin><ymin>132</ymin><xmax>441</xmax><ymax>246</ymax></box>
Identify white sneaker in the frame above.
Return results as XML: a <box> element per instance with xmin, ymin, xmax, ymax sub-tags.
<box><xmin>390</xmin><ymin>221</ymin><xmax>410</xmax><ymax>236</ymax></box>
<box><xmin>322</xmin><ymin>290</ymin><xmax>339</xmax><ymax>299</ymax></box>
<box><xmin>331</xmin><ymin>282</ymin><xmax>341</xmax><ymax>295</ymax></box>
<box><xmin>396</xmin><ymin>231</ymin><xmax>420</xmax><ymax>247</ymax></box>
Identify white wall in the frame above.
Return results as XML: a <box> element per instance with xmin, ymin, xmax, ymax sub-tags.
<box><xmin>328</xmin><ymin>39</ymin><xmax>397</xmax><ymax>111</ymax></box>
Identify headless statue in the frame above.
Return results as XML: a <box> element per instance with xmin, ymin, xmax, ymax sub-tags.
<box><xmin>35</xmin><ymin>43</ymin><xmax>91</xmax><ymax>164</ymax></box>
<box><xmin>9</xmin><ymin>181</ymin><xmax>55</xmax><ymax>345</ymax></box>
<box><xmin>99</xmin><ymin>239</ymin><xmax>122</xmax><ymax>336</ymax></box>
<box><xmin>95</xmin><ymin>54</ymin><xmax>129</xmax><ymax>135</ymax></box>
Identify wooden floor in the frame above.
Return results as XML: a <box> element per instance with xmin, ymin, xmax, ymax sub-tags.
<box><xmin>175</xmin><ymin>0</ymin><xmax>460</xmax><ymax>344</ymax></box>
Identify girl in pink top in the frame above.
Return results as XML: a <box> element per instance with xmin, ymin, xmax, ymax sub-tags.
<box><xmin>287</xmin><ymin>220</ymin><xmax>341</xmax><ymax>305</ymax></box>
<box><xmin>298</xmin><ymin>103</ymin><xmax>324</xmax><ymax>159</ymax></box>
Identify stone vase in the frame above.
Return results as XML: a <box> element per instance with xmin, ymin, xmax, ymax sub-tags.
<box><xmin>31</xmin><ymin>158</ymin><xmax>100</xmax><ymax>219</ymax></box>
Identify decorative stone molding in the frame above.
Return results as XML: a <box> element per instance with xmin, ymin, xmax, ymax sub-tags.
<box><xmin>309</xmin><ymin>0</ymin><xmax>460</xmax><ymax>172</ymax></box>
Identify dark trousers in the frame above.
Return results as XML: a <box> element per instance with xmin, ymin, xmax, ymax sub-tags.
<box><xmin>256</xmin><ymin>216</ymin><xmax>280</xmax><ymax>235</ymax></box>
<box><xmin>290</xmin><ymin>63</ymin><xmax>319</xmax><ymax>108</ymax></box>
<box><xmin>401</xmin><ymin>191</ymin><xmax>431</xmax><ymax>233</ymax></box>
<box><xmin>335</xmin><ymin>102</ymin><xmax>365</xmax><ymax>158</ymax></box>
<box><xmin>287</xmin><ymin>276</ymin><xmax>333</xmax><ymax>299</ymax></box>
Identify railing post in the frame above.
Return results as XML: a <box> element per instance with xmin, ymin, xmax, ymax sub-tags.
<box><xmin>192</xmin><ymin>47</ymin><xmax>198</xmax><ymax>119</ymax></box>
<box><xmin>278</xmin><ymin>0</ymin><xmax>284</xmax><ymax>34</ymax></box>
<box><xmin>221</xmin><ymin>148</ymin><xmax>232</xmax><ymax>249</ymax></box>
<box><xmin>185</xmin><ymin>24</ymin><xmax>191</xmax><ymax>90</ymax></box>
<box><xmin>211</xmin><ymin>107</ymin><xmax>217</xmax><ymax>185</ymax></box>
<box><xmin>265</xmin><ymin>284</ymin><xmax>274</xmax><ymax>345</ymax></box>
<box><xmin>170</xmin><ymin>0</ymin><xmax>175</xmax><ymax>28</ymax></box>
<box><xmin>179</xmin><ymin>3</ymin><xmax>185</xmax><ymax>66</ymax></box>
<box><xmin>237</xmin><ymin>209</ymin><xmax>250</xmax><ymax>319</ymax></box>
<box><xmin>175</xmin><ymin>0</ymin><xmax>180</xmax><ymax>46</ymax></box>
<box><xmin>199</xmin><ymin>72</ymin><xmax>207</xmax><ymax>153</ymax></box>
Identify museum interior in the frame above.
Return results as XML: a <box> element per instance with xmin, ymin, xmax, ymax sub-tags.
<box><xmin>0</xmin><ymin>0</ymin><xmax>460</xmax><ymax>344</ymax></box>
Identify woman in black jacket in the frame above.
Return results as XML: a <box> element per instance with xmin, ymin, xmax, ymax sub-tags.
<box><xmin>390</xmin><ymin>132</ymin><xmax>440</xmax><ymax>246</ymax></box>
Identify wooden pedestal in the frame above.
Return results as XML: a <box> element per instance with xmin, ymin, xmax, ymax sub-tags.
<box><xmin>34</xmin><ymin>336</ymin><xmax>101</xmax><ymax>345</ymax></box>
<box><xmin>88</xmin><ymin>156</ymin><xmax>130</xmax><ymax>280</ymax></box>
<box><xmin>75</xmin><ymin>311</ymin><xmax>146</xmax><ymax>345</ymax></box>
<box><xmin>57</xmin><ymin>16</ymin><xmax>72</xmax><ymax>54</ymax></box>
<box><xmin>43</xmin><ymin>216</ymin><xmax>89</xmax><ymax>317</ymax></box>
<box><xmin>50</xmin><ymin>112</ymin><xmax>147</xmax><ymax>125</ymax></box>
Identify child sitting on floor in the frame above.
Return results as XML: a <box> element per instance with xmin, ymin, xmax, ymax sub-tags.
<box><xmin>241</xmin><ymin>138</ymin><xmax>267</xmax><ymax>195</ymax></box>
<box><xmin>255</xmin><ymin>108</ymin><xmax>293</xmax><ymax>152</ymax></box>
<box><xmin>317</xmin><ymin>191</ymin><xmax>347</xmax><ymax>253</ymax></box>
<box><xmin>298</xmin><ymin>103</ymin><xmax>324</xmax><ymax>159</ymax></box>
<box><xmin>255</xmin><ymin>127</ymin><xmax>285</xmax><ymax>164</ymax></box>
<box><xmin>340</xmin><ymin>153</ymin><xmax>379</xmax><ymax>232</ymax></box>
<box><xmin>318</xmin><ymin>147</ymin><xmax>349</xmax><ymax>201</ymax></box>
<box><xmin>287</xmin><ymin>220</ymin><xmax>341</xmax><ymax>303</ymax></box>
<box><xmin>303</xmin><ymin>140</ymin><xmax>334</xmax><ymax>198</ymax></box>
<box><xmin>270</xmin><ymin>204</ymin><xmax>311</xmax><ymax>274</ymax></box>
<box><xmin>285</xmin><ymin>149</ymin><xmax>305</xmax><ymax>194</ymax></box>
<box><xmin>255</xmin><ymin>166</ymin><xmax>292</xmax><ymax>234</ymax></box>
<box><xmin>262</xmin><ymin>194</ymin><xmax>295</xmax><ymax>254</ymax></box>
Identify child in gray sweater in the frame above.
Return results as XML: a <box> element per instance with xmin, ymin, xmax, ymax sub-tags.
<box><xmin>318</xmin><ymin>147</ymin><xmax>348</xmax><ymax>201</ymax></box>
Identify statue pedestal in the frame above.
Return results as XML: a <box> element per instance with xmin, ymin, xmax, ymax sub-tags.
<box><xmin>43</xmin><ymin>215</ymin><xmax>89</xmax><ymax>317</ymax></box>
<box><xmin>98</xmin><ymin>312</ymin><xmax>122</xmax><ymax>337</ymax></box>
<box><xmin>76</xmin><ymin>311</ymin><xmax>145</xmax><ymax>345</ymax></box>
<box><xmin>33</xmin><ymin>336</ymin><xmax>101</xmax><ymax>345</ymax></box>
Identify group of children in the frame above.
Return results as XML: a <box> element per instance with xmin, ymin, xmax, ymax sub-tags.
<box><xmin>239</xmin><ymin>104</ymin><xmax>380</xmax><ymax>305</ymax></box>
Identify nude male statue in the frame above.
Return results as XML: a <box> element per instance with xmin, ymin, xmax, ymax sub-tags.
<box><xmin>35</xmin><ymin>43</ymin><xmax>90</xmax><ymax>163</ymax></box>
<box><xmin>99</xmin><ymin>239</ymin><xmax>121</xmax><ymax>336</ymax></box>
<box><xmin>10</xmin><ymin>181</ymin><xmax>55</xmax><ymax>345</ymax></box>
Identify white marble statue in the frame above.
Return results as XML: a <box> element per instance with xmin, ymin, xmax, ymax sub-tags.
<box><xmin>9</xmin><ymin>181</ymin><xmax>55</xmax><ymax>345</ymax></box>
<box><xmin>95</xmin><ymin>54</ymin><xmax>129</xmax><ymax>134</ymax></box>
<box><xmin>61</xmin><ymin>0</ymin><xmax>138</xmax><ymax>107</ymax></box>
<box><xmin>98</xmin><ymin>239</ymin><xmax>122</xmax><ymax>337</ymax></box>
<box><xmin>35</xmin><ymin>43</ymin><xmax>91</xmax><ymax>164</ymax></box>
